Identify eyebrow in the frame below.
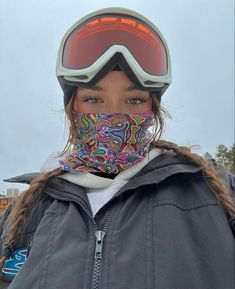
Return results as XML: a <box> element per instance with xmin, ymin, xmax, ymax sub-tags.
<box><xmin>81</xmin><ymin>84</ymin><xmax>144</xmax><ymax>92</ymax></box>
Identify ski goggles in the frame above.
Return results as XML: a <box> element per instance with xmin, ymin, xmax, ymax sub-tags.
<box><xmin>56</xmin><ymin>7</ymin><xmax>172</xmax><ymax>92</ymax></box>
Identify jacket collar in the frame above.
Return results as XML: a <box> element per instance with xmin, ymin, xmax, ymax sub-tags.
<box><xmin>114</xmin><ymin>150</ymin><xmax>202</xmax><ymax>197</ymax></box>
<box><xmin>3</xmin><ymin>150</ymin><xmax>202</xmax><ymax>208</ymax></box>
<box><xmin>4</xmin><ymin>151</ymin><xmax>201</xmax><ymax>204</ymax></box>
<box><xmin>46</xmin><ymin>150</ymin><xmax>202</xmax><ymax>212</ymax></box>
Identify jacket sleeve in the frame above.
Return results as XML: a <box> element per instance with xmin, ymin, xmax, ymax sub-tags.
<box><xmin>217</xmin><ymin>169</ymin><xmax>235</xmax><ymax>202</ymax></box>
<box><xmin>216</xmin><ymin>168</ymin><xmax>235</xmax><ymax>237</ymax></box>
<box><xmin>0</xmin><ymin>192</ymin><xmax>53</xmax><ymax>284</ymax></box>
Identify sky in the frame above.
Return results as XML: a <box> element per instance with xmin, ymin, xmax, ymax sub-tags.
<box><xmin>0</xmin><ymin>0</ymin><xmax>234</xmax><ymax>193</ymax></box>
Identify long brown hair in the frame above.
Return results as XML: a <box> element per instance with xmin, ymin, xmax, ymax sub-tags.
<box><xmin>3</xmin><ymin>90</ymin><xmax>235</xmax><ymax>258</ymax></box>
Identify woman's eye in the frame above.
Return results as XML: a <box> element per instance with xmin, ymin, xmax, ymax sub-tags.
<box><xmin>81</xmin><ymin>96</ymin><xmax>147</xmax><ymax>105</ymax></box>
<box><xmin>127</xmin><ymin>97</ymin><xmax>147</xmax><ymax>105</ymax></box>
<box><xmin>82</xmin><ymin>96</ymin><xmax>102</xmax><ymax>104</ymax></box>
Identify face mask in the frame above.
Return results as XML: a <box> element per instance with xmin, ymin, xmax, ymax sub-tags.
<box><xmin>59</xmin><ymin>111</ymin><xmax>154</xmax><ymax>174</ymax></box>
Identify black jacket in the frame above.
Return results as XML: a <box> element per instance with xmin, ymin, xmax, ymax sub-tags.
<box><xmin>1</xmin><ymin>150</ymin><xmax>235</xmax><ymax>289</ymax></box>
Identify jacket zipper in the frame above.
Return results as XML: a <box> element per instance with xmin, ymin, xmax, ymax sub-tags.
<box><xmin>45</xmin><ymin>191</ymin><xmax>113</xmax><ymax>289</ymax></box>
<box><xmin>26</xmin><ymin>239</ymin><xmax>33</xmax><ymax>257</ymax></box>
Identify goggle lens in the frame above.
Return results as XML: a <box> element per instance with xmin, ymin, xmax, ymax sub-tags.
<box><xmin>62</xmin><ymin>14</ymin><xmax>168</xmax><ymax>76</ymax></box>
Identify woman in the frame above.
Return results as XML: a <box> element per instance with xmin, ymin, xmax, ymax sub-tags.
<box><xmin>0</xmin><ymin>7</ymin><xmax>235</xmax><ymax>289</ymax></box>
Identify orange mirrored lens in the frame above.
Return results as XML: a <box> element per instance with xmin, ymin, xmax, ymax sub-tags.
<box><xmin>62</xmin><ymin>15</ymin><xmax>167</xmax><ymax>76</ymax></box>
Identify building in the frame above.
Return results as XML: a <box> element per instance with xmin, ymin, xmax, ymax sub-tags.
<box><xmin>6</xmin><ymin>188</ymin><xmax>20</xmax><ymax>198</ymax></box>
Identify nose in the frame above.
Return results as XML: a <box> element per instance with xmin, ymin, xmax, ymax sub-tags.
<box><xmin>99</xmin><ymin>98</ymin><xmax>124</xmax><ymax>113</ymax></box>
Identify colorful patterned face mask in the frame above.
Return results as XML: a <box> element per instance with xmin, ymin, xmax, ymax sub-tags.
<box><xmin>59</xmin><ymin>111</ymin><xmax>154</xmax><ymax>174</ymax></box>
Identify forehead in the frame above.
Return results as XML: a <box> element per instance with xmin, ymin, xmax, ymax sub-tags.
<box><xmin>77</xmin><ymin>84</ymin><xmax>147</xmax><ymax>92</ymax></box>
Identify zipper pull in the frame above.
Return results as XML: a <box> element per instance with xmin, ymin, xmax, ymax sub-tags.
<box><xmin>94</xmin><ymin>230</ymin><xmax>105</xmax><ymax>259</ymax></box>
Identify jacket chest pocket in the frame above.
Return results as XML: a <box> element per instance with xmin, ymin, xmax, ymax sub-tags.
<box><xmin>151</xmin><ymin>200</ymin><xmax>234</xmax><ymax>289</ymax></box>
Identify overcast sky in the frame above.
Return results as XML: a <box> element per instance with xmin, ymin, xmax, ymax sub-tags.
<box><xmin>0</xmin><ymin>0</ymin><xmax>234</xmax><ymax>193</ymax></box>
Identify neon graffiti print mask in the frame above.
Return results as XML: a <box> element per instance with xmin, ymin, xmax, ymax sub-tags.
<box><xmin>59</xmin><ymin>111</ymin><xmax>154</xmax><ymax>174</ymax></box>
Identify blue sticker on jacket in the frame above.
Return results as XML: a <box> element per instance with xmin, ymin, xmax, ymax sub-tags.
<box><xmin>1</xmin><ymin>248</ymin><xmax>28</xmax><ymax>281</ymax></box>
